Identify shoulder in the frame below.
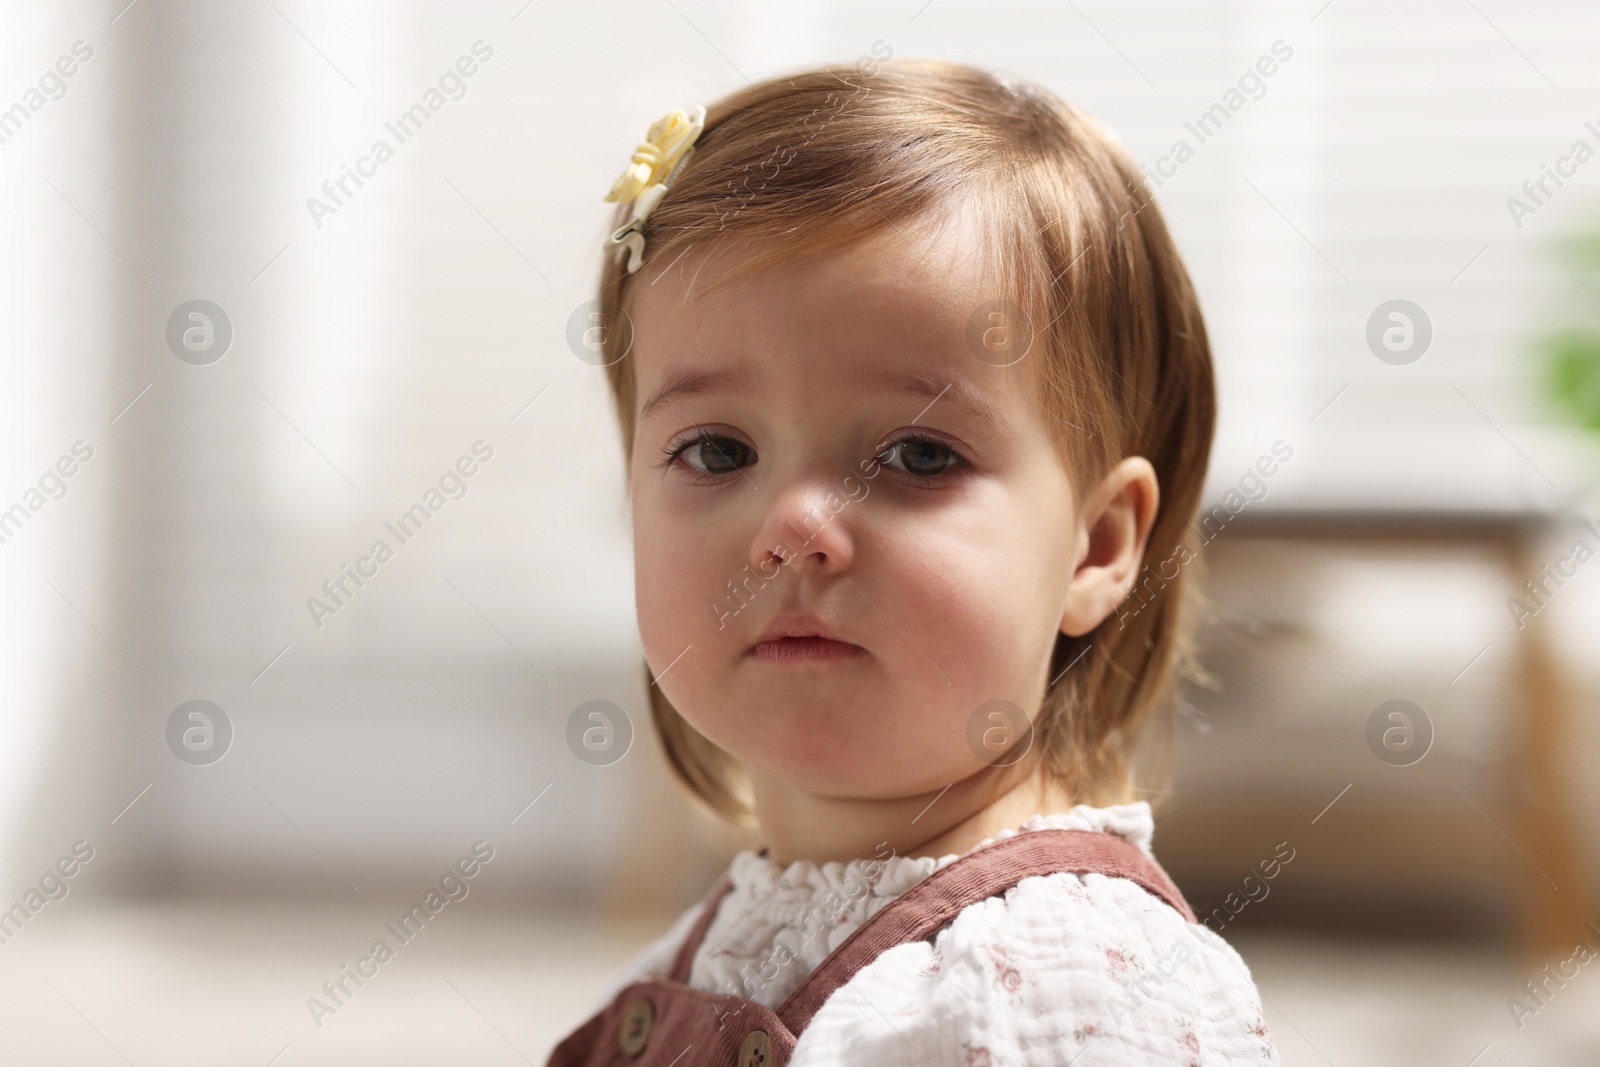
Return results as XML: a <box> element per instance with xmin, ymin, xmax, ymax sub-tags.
<box><xmin>791</xmin><ymin>868</ymin><xmax>1279</xmax><ymax>1067</ymax></box>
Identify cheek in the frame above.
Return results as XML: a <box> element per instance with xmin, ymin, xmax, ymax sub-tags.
<box><xmin>631</xmin><ymin>486</ymin><xmax>750</xmax><ymax>676</ymax></box>
<box><xmin>633</xmin><ymin>499</ymin><xmax>697</xmax><ymax>651</ymax></box>
<box><xmin>880</xmin><ymin>496</ymin><xmax>1065</xmax><ymax>693</ymax></box>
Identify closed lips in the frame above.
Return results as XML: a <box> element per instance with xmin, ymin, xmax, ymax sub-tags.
<box><xmin>747</xmin><ymin>617</ymin><xmax>865</xmax><ymax>661</ymax></box>
<box><xmin>748</xmin><ymin>635</ymin><xmax>864</xmax><ymax>662</ymax></box>
<box><xmin>750</xmin><ymin>617</ymin><xmax>856</xmax><ymax>648</ymax></box>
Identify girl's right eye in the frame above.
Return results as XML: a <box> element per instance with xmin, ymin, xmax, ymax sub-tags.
<box><xmin>659</xmin><ymin>431</ymin><xmax>755</xmax><ymax>479</ymax></box>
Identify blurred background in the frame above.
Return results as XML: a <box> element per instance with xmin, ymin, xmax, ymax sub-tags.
<box><xmin>2</xmin><ymin>0</ymin><xmax>1599</xmax><ymax>1062</ymax></box>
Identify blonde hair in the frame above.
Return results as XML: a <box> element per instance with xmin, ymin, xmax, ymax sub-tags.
<box><xmin>593</xmin><ymin>57</ymin><xmax>1215</xmax><ymax>829</ymax></box>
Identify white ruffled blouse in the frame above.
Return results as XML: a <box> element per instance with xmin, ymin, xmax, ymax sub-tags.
<box><xmin>587</xmin><ymin>802</ymin><xmax>1279</xmax><ymax>1065</ymax></box>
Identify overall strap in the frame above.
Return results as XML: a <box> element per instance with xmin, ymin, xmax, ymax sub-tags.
<box><xmin>666</xmin><ymin>869</ymin><xmax>739</xmax><ymax>983</ymax></box>
<box><xmin>776</xmin><ymin>828</ymin><xmax>1195</xmax><ymax>1035</ymax></box>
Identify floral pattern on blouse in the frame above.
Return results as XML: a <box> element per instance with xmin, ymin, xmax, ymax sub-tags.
<box><xmin>589</xmin><ymin>802</ymin><xmax>1279</xmax><ymax>1065</ymax></box>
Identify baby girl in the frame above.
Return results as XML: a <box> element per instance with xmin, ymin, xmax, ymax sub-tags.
<box><xmin>550</xmin><ymin>55</ymin><xmax>1278</xmax><ymax>1067</ymax></box>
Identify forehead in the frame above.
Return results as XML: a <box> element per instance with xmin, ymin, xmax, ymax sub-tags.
<box><xmin>626</xmin><ymin>199</ymin><xmax>1038</xmax><ymax>423</ymax></box>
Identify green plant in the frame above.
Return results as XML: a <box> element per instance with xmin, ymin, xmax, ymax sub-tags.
<box><xmin>1542</xmin><ymin>230</ymin><xmax>1600</xmax><ymax>435</ymax></box>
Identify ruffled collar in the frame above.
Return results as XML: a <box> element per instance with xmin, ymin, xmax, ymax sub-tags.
<box><xmin>681</xmin><ymin>801</ymin><xmax>1158</xmax><ymax>1009</ymax></box>
<box><xmin>727</xmin><ymin>801</ymin><xmax>1156</xmax><ymax>904</ymax></box>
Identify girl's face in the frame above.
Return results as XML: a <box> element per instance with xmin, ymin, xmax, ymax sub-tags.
<box><xmin>626</xmin><ymin>203</ymin><xmax>1130</xmax><ymax>801</ymax></box>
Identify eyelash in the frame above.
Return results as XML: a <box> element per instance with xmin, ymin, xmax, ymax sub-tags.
<box><xmin>655</xmin><ymin>429</ymin><xmax>969</xmax><ymax>485</ymax></box>
<box><xmin>656</xmin><ymin>429</ymin><xmax>748</xmax><ymax>484</ymax></box>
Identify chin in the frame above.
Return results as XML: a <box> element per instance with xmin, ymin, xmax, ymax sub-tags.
<box><xmin>753</xmin><ymin>756</ymin><xmax>884</xmax><ymax>797</ymax></box>
<box><xmin>743</xmin><ymin>713</ymin><xmax>884</xmax><ymax>789</ymax></box>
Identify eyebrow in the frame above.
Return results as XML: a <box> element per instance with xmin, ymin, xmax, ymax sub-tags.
<box><xmin>637</xmin><ymin>364</ymin><xmax>1010</xmax><ymax>433</ymax></box>
<box><xmin>638</xmin><ymin>367</ymin><xmax>755</xmax><ymax>423</ymax></box>
<box><xmin>853</xmin><ymin>367</ymin><xmax>1011</xmax><ymax>433</ymax></box>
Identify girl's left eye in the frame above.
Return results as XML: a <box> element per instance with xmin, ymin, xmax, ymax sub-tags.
<box><xmin>875</xmin><ymin>434</ymin><xmax>966</xmax><ymax>479</ymax></box>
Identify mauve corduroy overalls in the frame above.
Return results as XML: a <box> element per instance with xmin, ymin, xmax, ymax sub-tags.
<box><xmin>547</xmin><ymin>829</ymin><xmax>1197</xmax><ymax>1067</ymax></box>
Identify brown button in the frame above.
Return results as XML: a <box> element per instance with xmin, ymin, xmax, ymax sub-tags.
<box><xmin>618</xmin><ymin>996</ymin><xmax>654</xmax><ymax>1056</ymax></box>
<box><xmin>738</xmin><ymin>1029</ymin><xmax>771</xmax><ymax>1066</ymax></box>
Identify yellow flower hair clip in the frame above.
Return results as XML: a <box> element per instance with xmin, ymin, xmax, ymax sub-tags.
<box><xmin>604</xmin><ymin>104</ymin><xmax>706</xmax><ymax>274</ymax></box>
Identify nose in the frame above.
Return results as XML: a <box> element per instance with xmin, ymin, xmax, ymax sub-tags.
<box><xmin>749</xmin><ymin>477</ymin><xmax>857</xmax><ymax>577</ymax></box>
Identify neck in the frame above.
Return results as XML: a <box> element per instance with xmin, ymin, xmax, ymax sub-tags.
<box><xmin>750</xmin><ymin>757</ymin><xmax>1076</xmax><ymax>867</ymax></box>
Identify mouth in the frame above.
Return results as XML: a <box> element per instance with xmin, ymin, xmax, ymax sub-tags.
<box><xmin>748</xmin><ymin>635</ymin><xmax>865</xmax><ymax>664</ymax></box>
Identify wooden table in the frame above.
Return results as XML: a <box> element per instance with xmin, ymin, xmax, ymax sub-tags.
<box><xmin>1221</xmin><ymin>505</ymin><xmax>1592</xmax><ymax>962</ymax></box>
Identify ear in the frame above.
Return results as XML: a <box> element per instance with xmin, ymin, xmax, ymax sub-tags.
<box><xmin>1059</xmin><ymin>456</ymin><xmax>1161</xmax><ymax>638</ymax></box>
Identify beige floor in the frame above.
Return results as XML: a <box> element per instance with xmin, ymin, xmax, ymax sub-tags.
<box><xmin>2</xmin><ymin>898</ymin><xmax>1597</xmax><ymax>1065</ymax></box>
